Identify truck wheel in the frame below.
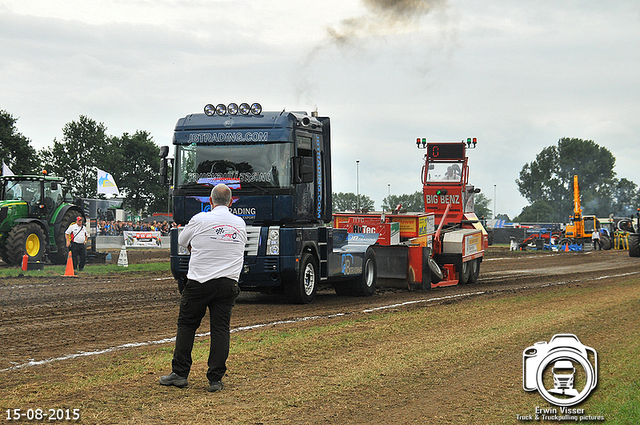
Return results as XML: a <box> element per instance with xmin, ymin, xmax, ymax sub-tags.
<box><xmin>630</xmin><ymin>234</ymin><xmax>640</xmax><ymax>258</ymax></box>
<box><xmin>50</xmin><ymin>209</ymin><xmax>77</xmax><ymax>264</ymax></box>
<box><xmin>429</xmin><ymin>257</ymin><xmax>443</xmax><ymax>284</ymax></box>
<box><xmin>600</xmin><ymin>235</ymin><xmax>612</xmax><ymax>250</ymax></box>
<box><xmin>286</xmin><ymin>253</ymin><xmax>318</xmax><ymax>304</ymax></box>
<box><xmin>349</xmin><ymin>248</ymin><xmax>377</xmax><ymax>297</ymax></box>
<box><xmin>468</xmin><ymin>259</ymin><xmax>481</xmax><ymax>283</ymax></box>
<box><xmin>459</xmin><ymin>261</ymin><xmax>471</xmax><ymax>284</ymax></box>
<box><xmin>7</xmin><ymin>223</ymin><xmax>46</xmax><ymax>265</ymax></box>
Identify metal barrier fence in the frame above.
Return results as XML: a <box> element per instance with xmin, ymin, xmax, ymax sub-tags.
<box><xmin>95</xmin><ymin>236</ymin><xmax>170</xmax><ymax>249</ymax></box>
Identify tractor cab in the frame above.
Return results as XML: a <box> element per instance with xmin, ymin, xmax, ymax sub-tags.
<box><xmin>2</xmin><ymin>177</ymin><xmax>67</xmax><ymax>217</ymax></box>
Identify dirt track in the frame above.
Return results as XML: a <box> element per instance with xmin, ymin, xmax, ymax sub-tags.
<box><xmin>1</xmin><ymin>247</ymin><xmax>638</xmax><ymax>372</ymax></box>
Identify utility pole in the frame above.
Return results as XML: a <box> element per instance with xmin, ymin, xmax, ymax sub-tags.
<box><xmin>494</xmin><ymin>184</ymin><xmax>497</xmax><ymax>219</ymax></box>
<box><xmin>356</xmin><ymin>160</ymin><xmax>360</xmax><ymax>212</ymax></box>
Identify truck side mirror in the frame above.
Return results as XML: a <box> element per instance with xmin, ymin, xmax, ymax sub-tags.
<box><xmin>159</xmin><ymin>159</ymin><xmax>168</xmax><ymax>184</ymax></box>
<box><xmin>159</xmin><ymin>158</ymin><xmax>173</xmax><ymax>185</ymax></box>
<box><xmin>159</xmin><ymin>146</ymin><xmax>171</xmax><ymax>185</ymax></box>
<box><xmin>159</xmin><ymin>145</ymin><xmax>169</xmax><ymax>158</ymax></box>
<box><xmin>292</xmin><ymin>156</ymin><xmax>314</xmax><ymax>184</ymax></box>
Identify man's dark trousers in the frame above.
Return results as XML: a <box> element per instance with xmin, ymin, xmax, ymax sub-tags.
<box><xmin>69</xmin><ymin>242</ymin><xmax>86</xmax><ymax>270</ymax></box>
<box><xmin>172</xmin><ymin>277</ymin><xmax>240</xmax><ymax>382</ymax></box>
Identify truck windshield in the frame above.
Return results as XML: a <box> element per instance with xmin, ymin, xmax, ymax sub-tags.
<box><xmin>426</xmin><ymin>162</ymin><xmax>462</xmax><ymax>182</ymax></box>
<box><xmin>175</xmin><ymin>143</ymin><xmax>293</xmax><ymax>189</ymax></box>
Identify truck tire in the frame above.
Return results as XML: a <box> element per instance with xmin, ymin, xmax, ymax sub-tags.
<box><xmin>7</xmin><ymin>223</ymin><xmax>46</xmax><ymax>265</ymax></box>
<box><xmin>630</xmin><ymin>234</ymin><xmax>640</xmax><ymax>258</ymax></box>
<box><xmin>286</xmin><ymin>253</ymin><xmax>318</xmax><ymax>304</ymax></box>
<box><xmin>459</xmin><ymin>260</ymin><xmax>471</xmax><ymax>284</ymax></box>
<box><xmin>348</xmin><ymin>248</ymin><xmax>377</xmax><ymax>297</ymax></box>
<box><xmin>50</xmin><ymin>209</ymin><xmax>77</xmax><ymax>264</ymax></box>
<box><xmin>468</xmin><ymin>259</ymin><xmax>480</xmax><ymax>284</ymax></box>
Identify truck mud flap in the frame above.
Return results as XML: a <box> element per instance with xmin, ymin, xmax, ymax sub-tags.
<box><xmin>371</xmin><ymin>245</ymin><xmax>408</xmax><ymax>279</ymax></box>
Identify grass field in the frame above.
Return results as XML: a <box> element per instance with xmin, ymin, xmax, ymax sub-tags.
<box><xmin>0</xmin><ymin>261</ymin><xmax>169</xmax><ymax>279</ymax></box>
<box><xmin>1</xmin><ymin>270</ymin><xmax>639</xmax><ymax>424</ymax></box>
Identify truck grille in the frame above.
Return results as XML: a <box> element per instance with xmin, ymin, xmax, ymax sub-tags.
<box><xmin>245</xmin><ymin>226</ymin><xmax>260</xmax><ymax>256</ymax></box>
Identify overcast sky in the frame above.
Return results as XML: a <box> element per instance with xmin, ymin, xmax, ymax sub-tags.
<box><xmin>1</xmin><ymin>0</ymin><xmax>639</xmax><ymax>218</ymax></box>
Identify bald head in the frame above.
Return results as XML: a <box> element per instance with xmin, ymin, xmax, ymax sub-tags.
<box><xmin>210</xmin><ymin>183</ymin><xmax>232</xmax><ymax>207</ymax></box>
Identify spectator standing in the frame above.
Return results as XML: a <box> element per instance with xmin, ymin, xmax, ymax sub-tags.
<box><xmin>65</xmin><ymin>216</ymin><xmax>89</xmax><ymax>271</ymax></box>
<box><xmin>160</xmin><ymin>184</ymin><xmax>247</xmax><ymax>392</ymax></box>
<box><xmin>592</xmin><ymin>230</ymin><xmax>601</xmax><ymax>250</ymax></box>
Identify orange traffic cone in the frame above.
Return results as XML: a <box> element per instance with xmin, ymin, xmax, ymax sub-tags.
<box><xmin>564</xmin><ymin>243</ymin><xmax>569</xmax><ymax>252</ymax></box>
<box><xmin>22</xmin><ymin>254</ymin><xmax>28</xmax><ymax>271</ymax></box>
<box><xmin>64</xmin><ymin>251</ymin><xmax>75</xmax><ymax>277</ymax></box>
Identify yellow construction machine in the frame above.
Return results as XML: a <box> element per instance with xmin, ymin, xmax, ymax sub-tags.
<box><xmin>558</xmin><ymin>175</ymin><xmax>611</xmax><ymax>250</ymax></box>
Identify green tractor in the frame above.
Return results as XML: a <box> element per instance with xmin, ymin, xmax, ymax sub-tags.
<box><xmin>0</xmin><ymin>173</ymin><xmax>84</xmax><ymax>265</ymax></box>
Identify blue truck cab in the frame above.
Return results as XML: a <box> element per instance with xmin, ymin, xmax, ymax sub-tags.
<box><xmin>160</xmin><ymin>104</ymin><xmax>377</xmax><ymax>303</ymax></box>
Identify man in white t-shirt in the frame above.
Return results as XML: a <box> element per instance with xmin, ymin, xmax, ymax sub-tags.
<box><xmin>160</xmin><ymin>183</ymin><xmax>247</xmax><ymax>392</ymax></box>
<box><xmin>591</xmin><ymin>229</ymin><xmax>601</xmax><ymax>250</ymax></box>
<box><xmin>65</xmin><ymin>216</ymin><xmax>89</xmax><ymax>271</ymax></box>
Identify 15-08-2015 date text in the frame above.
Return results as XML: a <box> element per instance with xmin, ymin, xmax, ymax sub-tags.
<box><xmin>5</xmin><ymin>408</ymin><xmax>80</xmax><ymax>421</ymax></box>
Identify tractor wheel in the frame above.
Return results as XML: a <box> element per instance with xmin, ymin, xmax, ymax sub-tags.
<box><xmin>6</xmin><ymin>223</ymin><xmax>46</xmax><ymax>265</ymax></box>
<box><xmin>459</xmin><ymin>260</ymin><xmax>471</xmax><ymax>284</ymax></box>
<box><xmin>0</xmin><ymin>245</ymin><xmax>9</xmax><ymax>264</ymax></box>
<box><xmin>629</xmin><ymin>234</ymin><xmax>640</xmax><ymax>258</ymax></box>
<box><xmin>600</xmin><ymin>235</ymin><xmax>612</xmax><ymax>250</ymax></box>
<box><xmin>468</xmin><ymin>259</ymin><xmax>481</xmax><ymax>284</ymax></box>
<box><xmin>285</xmin><ymin>253</ymin><xmax>318</xmax><ymax>304</ymax></box>
<box><xmin>50</xmin><ymin>209</ymin><xmax>77</xmax><ymax>264</ymax></box>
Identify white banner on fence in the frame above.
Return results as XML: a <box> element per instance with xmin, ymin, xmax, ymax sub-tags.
<box><xmin>123</xmin><ymin>231</ymin><xmax>163</xmax><ymax>247</ymax></box>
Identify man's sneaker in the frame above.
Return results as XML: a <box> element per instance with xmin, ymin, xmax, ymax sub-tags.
<box><xmin>159</xmin><ymin>372</ymin><xmax>188</xmax><ymax>388</ymax></box>
<box><xmin>208</xmin><ymin>381</ymin><xmax>224</xmax><ymax>392</ymax></box>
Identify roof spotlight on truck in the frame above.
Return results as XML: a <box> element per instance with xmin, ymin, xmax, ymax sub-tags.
<box><xmin>203</xmin><ymin>102</ymin><xmax>262</xmax><ymax>116</ymax></box>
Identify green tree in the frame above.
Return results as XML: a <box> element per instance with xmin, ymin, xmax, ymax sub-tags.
<box><xmin>0</xmin><ymin>110</ymin><xmax>38</xmax><ymax>174</ymax></box>
<box><xmin>332</xmin><ymin>192</ymin><xmax>375</xmax><ymax>212</ymax></box>
<box><xmin>39</xmin><ymin>116</ymin><xmax>168</xmax><ymax>217</ymax></box>
<box><xmin>474</xmin><ymin>193</ymin><xmax>492</xmax><ymax>219</ymax></box>
<box><xmin>516</xmin><ymin>138</ymin><xmax>616</xmax><ymax>221</ymax></box>
<box><xmin>381</xmin><ymin>191</ymin><xmax>424</xmax><ymax>212</ymax></box>
<box><xmin>40</xmin><ymin>115</ymin><xmax>109</xmax><ymax>198</ymax></box>
<box><xmin>109</xmin><ymin>131</ymin><xmax>168</xmax><ymax>215</ymax></box>
<box><xmin>512</xmin><ymin>200</ymin><xmax>556</xmax><ymax>222</ymax></box>
<box><xmin>609</xmin><ymin>178</ymin><xmax>640</xmax><ymax>217</ymax></box>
